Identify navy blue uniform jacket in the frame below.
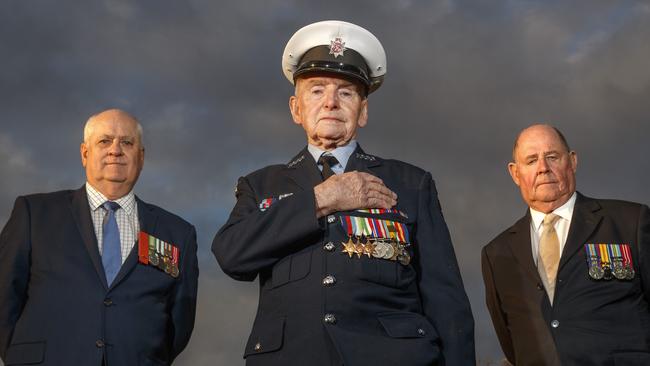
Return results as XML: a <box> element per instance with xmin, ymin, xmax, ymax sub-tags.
<box><xmin>213</xmin><ymin>146</ymin><xmax>475</xmax><ymax>366</ymax></box>
<box><xmin>482</xmin><ymin>193</ymin><xmax>650</xmax><ymax>366</ymax></box>
<box><xmin>0</xmin><ymin>187</ymin><xmax>199</xmax><ymax>366</ymax></box>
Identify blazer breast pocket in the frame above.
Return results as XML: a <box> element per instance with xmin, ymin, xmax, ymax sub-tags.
<box><xmin>271</xmin><ymin>249</ymin><xmax>312</xmax><ymax>288</ymax></box>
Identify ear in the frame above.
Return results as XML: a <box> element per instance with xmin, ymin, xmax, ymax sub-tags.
<box><xmin>289</xmin><ymin>95</ymin><xmax>302</xmax><ymax>126</ymax></box>
<box><xmin>507</xmin><ymin>162</ymin><xmax>520</xmax><ymax>186</ymax></box>
<box><xmin>357</xmin><ymin>98</ymin><xmax>368</xmax><ymax>128</ymax></box>
<box><xmin>569</xmin><ymin>151</ymin><xmax>578</xmax><ymax>172</ymax></box>
<box><xmin>80</xmin><ymin>142</ymin><xmax>88</xmax><ymax>168</ymax></box>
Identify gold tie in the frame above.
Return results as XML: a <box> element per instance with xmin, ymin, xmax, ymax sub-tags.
<box><xmin>538</xmin><ymin>213</ymin><xmax>561</xmax><ymax>303</ymax></box>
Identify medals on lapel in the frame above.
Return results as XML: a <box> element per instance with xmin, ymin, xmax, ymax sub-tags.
<box><xmin>585</xmin><ymin>243</ymin><xmax>635</xmax><ymax>281</ymax></box>
<box><xmin>138</xmin><ymin>231</ymin><xmax>180</xmax><ymax>278</ymax></box>
<box><xmin>339</xmin><ymin>214</ymin><xmax>412</xmax><ymax>265</ymax></box>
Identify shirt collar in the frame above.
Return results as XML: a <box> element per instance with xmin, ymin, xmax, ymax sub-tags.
<box><xmin>529</xmin><ymin>191</ymin><xmax>577</xmax><ymax>231</ymax></box>
<box><xmin>307</xmin><ymin>140</ymin><xmax>358</xmax><ymax>170</ymax></box>
<box><xmin>85</xmin><ymin>182</ymin><xmax>137</xmax><ymax>216</ymax></box>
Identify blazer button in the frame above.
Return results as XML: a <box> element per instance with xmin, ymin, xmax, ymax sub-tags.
<box><xmin>551</xmin><ymin>320</ymin><xmax>560</xmax><ymax>328</ymax></box>
<box><xmin>327</xmin><ymin>215</ymin><xmax>336</xmax><ymax>224</ymax></box>
<box><xmin>322</xmin><ymin>275</ymin><xmax>336</xmax><ymax>286</ymax></box>
<box><xmin>103</xmin><ymin>298</ymin><xmax>113</xmax><ymax>306</ymax></box>
<box><xmin>323</xmin><ymin>313</ymin><xmax>337</xmax><ymax>324</ymax></box>
<box><xmin>323</xmin><ymin>242</ymin><xmax>335</xmax><ymax>252</ymax></box>
<box><xmin>536</xmin><ymin>283</ymin><xmax>544</xmax><ymax>291</ymax></box>
<box><xmin>417</xmin><ymin>328</ymin><xmax>426</xmax><ymax>336</ymax></box>
<box><xmin>254</xmin><ymin>342</ymin><xmax>262</xmax><ymax>352</ymax></box>
<box><xmin>95</xmin><ymin>340</ymin><xmax>105</xmax><ymax>348</ymax></box>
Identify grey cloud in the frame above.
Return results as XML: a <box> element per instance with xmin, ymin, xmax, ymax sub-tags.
<box><xmin>1</xmin><ymin>1</ymin><xmax>649</xmax><ymax>365</ymax></box>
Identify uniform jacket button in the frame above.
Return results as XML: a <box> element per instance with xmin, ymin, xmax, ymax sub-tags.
<box><xmin>417</xmin><ymin>328</ymin><xmax>426</xmax><ymax>336</ymax></box>
<box><xmin>254</xmin><ymin>342</ymin><xmax>262</xmax><ymax>352</ymax></box>
<box><xmin>327</xmin><ymin>215</ymin><xmax>336</xmax><ymax>224</ymax></box>
<box><xmin>322</xmin><ymin>275</ymin><xmax>336</xmax><ymax>286</ymax></box>
<box><xmin>103</xmin><ymin>298</ymin><xmax>113</xmax><ymax>306</ymax></box>
<box><xmin>95</xmin><ymin>340</ymin><xmax>105</xmax><ymax>348</ymax></box>
<box><xmin>551</xmin><ymin>320</ymin><xmax>560</xmax><ymax>328</ymax></box>
<box><xmin>324</xmin><ymin>313</ymin><xmax>337</xmax><ymax>324</ymax></box>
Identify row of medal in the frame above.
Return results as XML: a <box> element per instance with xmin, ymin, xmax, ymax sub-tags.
<box><xmin>584</xmin><ymin>243</ymin><xmax>634</xmax><ymax>281</ymax></box>
<box><xmin>138</xmin><ymin>231</ymin><xmax>180</xmax><ymax>278</ymax></box>
<box><xmin>339</xmin><ymin>216</ymin><xmax>411</xmax><ymax>265</ymax></box>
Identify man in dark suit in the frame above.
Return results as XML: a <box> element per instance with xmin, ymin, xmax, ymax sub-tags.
<box><xmin>0</xmin><ymin>109</ymin><xmax>199</xmax><ymax>366</ymax></box>
<box><xmin>482</xmin><ymin>124</ymin><xmax>650</xmax><ymax>365</ymax></box>
<box><xmin>212</xmin><ymin>20</ymin><xmax>475</xmax><ymax>366</ymax></box>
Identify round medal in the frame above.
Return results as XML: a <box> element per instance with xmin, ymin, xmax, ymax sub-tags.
<box><xmin>603</xmin><ymin>266</ymin><xmax>613</xmax><ymax>280</ymax></box>
<box><xmin>382</xmin><ymin>244</ymin><xmax>395</xmax><ymax>260</ymax></box>
<box><xmin>149</xmin><ymin>254</ymin><xmax>159</xmax><ymax>266</ymax></box>
<box><xmin>625</xmin><ymin>266</ymin><xmax>635</xmax><ymax>280</ymax></box>
<box><xmin>613</xmin><ymin>266</ymin><xmax>626</xmax><ymax>280</ymax></box>
<box><xmin>171</xmin><ymin>265</ymin><xmax>180</xmax><ymax>278</ymax></box>
<box><xmin>588</xmin><ymin>265</ymin><xmax>604</xmax><ymax>280</ymax></box>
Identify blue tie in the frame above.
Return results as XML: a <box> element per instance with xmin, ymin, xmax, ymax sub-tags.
<box><xmin>102</xmin><ymin>201</ymin><xmax>122</xmax><ymax>285</ymax></box>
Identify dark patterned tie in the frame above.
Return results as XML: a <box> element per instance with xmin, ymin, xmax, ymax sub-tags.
<box><xmin>318</xmin><ymin>154</ymin><xmax>339</xmax><ymax>180</ymax></box>
<box><xmin>102</xmin><ymin>201</ymin><xmax>122</xmax><ymax>285</ymax></box>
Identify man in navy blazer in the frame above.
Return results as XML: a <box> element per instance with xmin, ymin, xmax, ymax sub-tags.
<box><xmin>0</xmin><ymin>109</ymin><xmax>199</xmax><ymax>366</ymax></box>
<box><xmin>213</xmin><ymin>21</ymin><xmax>474</xmax><ymax>365</ymax></box>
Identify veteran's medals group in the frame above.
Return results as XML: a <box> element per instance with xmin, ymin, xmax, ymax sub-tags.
<box><xmin>339</xmin><ymin>212</ymin><xmax>411</xmax><ymax>265</ymax></box>
<box><xmin>139</xmin><ymin>231</ymin><xmax>180</xmax><ymax>278</ymax></box>
<box><xmin>584</xmin><ymin>243</ymin><xmax>635</xmax><ymax>281</ymax></box>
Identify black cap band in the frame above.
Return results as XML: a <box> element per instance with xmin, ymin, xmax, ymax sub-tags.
<box><xmin>294</xmin><ymin>45</ymin><xmax>371</xmax><ymax>92</ymax></box>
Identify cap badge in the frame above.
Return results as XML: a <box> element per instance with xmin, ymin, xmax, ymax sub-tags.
<box><xmin>329</xmin><ymin>36</ymin><xmax>346</xmax><ymax>58</ymax></box>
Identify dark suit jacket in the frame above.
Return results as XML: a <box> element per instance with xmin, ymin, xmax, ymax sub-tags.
<box><xmin>213</xmin><ymin>146</ymin><xmax>475</xmax><ymax>366</ymax></box>
<box><xmin>0</xmin><ymin>187</ymin><xmax>199</xmax><ymax>366</ymax></box>
<box><xmin>482</xmin><ymin>193</ymin><xmax>650</xmax><ymax>366</ymax></box>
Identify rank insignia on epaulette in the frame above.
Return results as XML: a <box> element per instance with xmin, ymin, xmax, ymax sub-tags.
<box><xmin>287</xmin><ymin>155</ymin><xmax>305</xmax><ymax>168</ymax></box>
<box><xmin>355</xmin><ymin>152</ymin><xmax>376</xmax><ymax>161</ymax></box>
<box><xmin>584</xmin><ymin>243</ymin><xmax>634</xmax><ymax>281</ymax></box>
<box><xmin>138</xmin><ymin>231</ymin><xmax>180</xmax><ymax>278</ymax></box>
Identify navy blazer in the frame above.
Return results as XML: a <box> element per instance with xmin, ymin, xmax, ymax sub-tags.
<box><xmin>0</xmin><ymin>187</ymin><xmax>198</xmax><ymax>366</ymax></box>
<box><xmin>482</xmin><ymin>193</ymin><xmax>650</xmax><ymax>366</ymax></box>
<box><xmin>213</xmin><ymin>146</ymin><xmax>475</xmax><ymax>366</ymax></box>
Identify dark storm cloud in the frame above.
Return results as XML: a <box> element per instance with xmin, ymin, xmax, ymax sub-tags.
<box><xmin>1</xmin><ymin>1</ymin><xmax>649</xmax><ymax>365</ymax></box>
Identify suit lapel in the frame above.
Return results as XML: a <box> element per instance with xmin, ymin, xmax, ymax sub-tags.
<box><xmin>285</xmin><ymin>147</ymin><xmax>324</xmax><ymax>190</ymax></box>
<box><xmin>109</xmin><ymin>197</ymin><xmax>159</xmax><ymax>289</ymax></box>
<box><xmin>558</xmin><ymin>193</ymin><xmax>602</xmax><ymax>272</ymax></box>
<box><xmin>69</xmin><ymin>186</ymin><xmax>109</xmax><ymax>290</ymax></box>
<box><xmin>506</xmin><ymin>213</ymin><xmax>544</xmax><ymax>284</ymax></box>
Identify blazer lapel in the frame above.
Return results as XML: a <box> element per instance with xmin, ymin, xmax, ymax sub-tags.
<box><xmin>285</xmin><ymin>147</ymin><xmax>323</xmax><ymax>190</ymax></box>
<box><xmin>69</xmin><ymin>186</ymin><xmax>108</xmax><ymax>290</ymax></box>
<box><xmin>506</xmin><ymin>212</ymin><xmax>544</xmax><ymax>284</ymax></box>
<box><xmin>558</xmin><ymin>193</ymin><xmax>602</xmax><ymax>272</ymax></box>
<box><xmin>109</xmin><ymin>197</ymin><xmax>159</xmax><ymax>289</ymax></box>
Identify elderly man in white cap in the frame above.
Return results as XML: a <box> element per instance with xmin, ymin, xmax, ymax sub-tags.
<box><xmin>213</xmin><ymin>20</ymin><xmax>475</xmax><ymax>366</ymax></box>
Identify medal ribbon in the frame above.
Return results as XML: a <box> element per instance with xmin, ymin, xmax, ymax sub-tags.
<box><xmin>138</xmin><ymin>231</ymin><xmax>149</xmax><ymax>264</ymax></box>
<box><xmin>599</xmin><ymin>243</ymin><xmax>610</xmax><ymax>267</ymax></box>
<box><xmin>172</xmin><ymin>245</ymin><xmax>179</xmax><ymax>267</ymax></box>
<box><xmin>622</xmin><ymin>244</ymin><xmax>633</xmax><ymax>268</ymax></box>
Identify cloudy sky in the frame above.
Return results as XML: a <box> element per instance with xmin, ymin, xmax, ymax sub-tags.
<box><xmin>1</xmin><ymin>0</ymin><xmax>649</xmax><ymax>364</ymax></box>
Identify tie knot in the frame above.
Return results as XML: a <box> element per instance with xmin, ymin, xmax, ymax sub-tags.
<box><xmin>318</xmin><ymin>154</ymin><xmax>339</xmax><ymax>167</ymax></box>
<box><xmin>543</xmin><ymin>213</ymin><xmax>560</xmax><ymax>227</ymax></box>
<box><xmin>103</xmin><ymin>201</ymin><xmax>121</xmax><ymax>212</ymax></box>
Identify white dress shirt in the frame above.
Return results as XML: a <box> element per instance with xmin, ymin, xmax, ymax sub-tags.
<box><xmin>529</xmin><ymin>192</ymin><xmax>577</xmax><ymax>265</ymax></box>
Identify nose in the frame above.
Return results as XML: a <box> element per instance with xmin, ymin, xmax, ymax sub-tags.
<box><xmin>536</xmin><ymin>157</ymin><xmax>550</xmax><ymax>174</ymax></box>
<box><xmin>108</xmin><ymin>140</ymin><xmax>123</xmax><ymax>155</ymax></box>
<box><xmin>323</xmin><ymin>89</ymin><xmax>340</xmax><ymax>110</ymax></box>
